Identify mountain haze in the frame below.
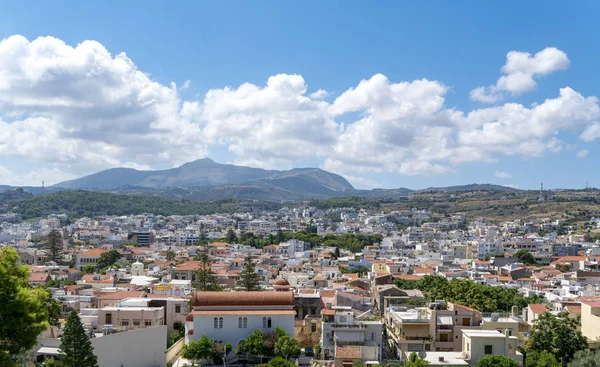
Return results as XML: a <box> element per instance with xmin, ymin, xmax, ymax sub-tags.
<box><xmin>53</xmin><ymin>158</ymin><xmax>355</xmax><ymax>198</ymax></box>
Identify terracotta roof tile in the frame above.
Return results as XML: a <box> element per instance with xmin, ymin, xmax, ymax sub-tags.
<box><xmin>336</xmin><ymin>346</ymin><xmax>361</xmax><ymax>359</ymax></box>
<box><xmin>528</xmin><ymin>304</ymin><xmax>547</xmax><ymax>315</ymax></box>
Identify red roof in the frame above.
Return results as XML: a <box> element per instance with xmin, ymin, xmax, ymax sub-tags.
<box><xmin>78</xmin><ymin>248</ymin><xmax>108</xmax><ymax>257</ymax></box>
<box><xmin>528</xmin><ymin>304</ymin><xmax>547</xmax><ymax>315</ymax></box>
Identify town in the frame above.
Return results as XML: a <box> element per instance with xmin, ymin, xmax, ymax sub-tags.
<box><xmin>2</xmin><ymin>196</ymin><xmax>600</xmax><ymax>367</ymax></box>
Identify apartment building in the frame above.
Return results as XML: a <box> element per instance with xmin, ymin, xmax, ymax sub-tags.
<box><xmin>320</xmin><ymin>306</ymin><xmax>383</xmax><ymax>364</ymax></box>
<box><xmin>385</xmin><ymin>301</ymin><xmax>482</xmax><ymax>358</ymax></box>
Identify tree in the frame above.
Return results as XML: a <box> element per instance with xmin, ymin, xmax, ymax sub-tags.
<box><xmin>182</xmin><ymin>336</ymin><xmax>215</xmax><ymax>366</ymax></box>
<box><xmin>166</xmin><ymin>250</ymin><xmax>176</xmax><ymax>261</ymax></box>
<box><xmin>192</xmin><ymin>254</ymin><xmax>223</xmax><ymax>291</ymax></box>
<box><xmin>59</xmin><ymin>310</ymin><xmax>98</xmax><ymax>367</ymax></box>
<box><xmin>274</xmin><ymin>333</ymin><xmax>301</xmax><ymax>359</ymax></box>
<box><xmin>95</xmin><ymin>250</ymin><xmax>121</xmax><ymax>270</ymax></box>
<box><xmin>237</xmin><ymin>257</ymin><xmax>261</xmax><ymax>291</ymax></box>
<box><xmin>226</xmin><ymin>229</ymin><xmax>238</xmax><ymax>244</ymax></box>
<box><xmin>266</xmin><ymin>357</ymin><xmax>296</xmax><ymax>367</ymax></box>
<box><xmin>42</xmin><ymin>291</ymin><xmax>63</xmax><ymax>326</ymax></box>
<box><xmin>406</xmin><ymin>352</ymin><xmax>429</xmax><ymax>367</ymax></box>
<box><xmin>237</xmin><ymin>329</ymin><xmax>267</xmax><ymax>356</ymax></box>
<box><xmin>476</xmin><ymin>356</ymin><xmax>518</xmax><ymax>367</ymax></box>
<box><xmin>526</xmin><ymin>350</ymin><xmax>561</xmax><ymax>367</ymax></box>
<box><xmin>0</xmin><ymin>247</ymin><xmax>49</xmax><ymax>366</ymax></box>
<box><xmin>514</xmin><ymin>249</ymin><xmax>537</xmax><ymax>265</ymax></box>
<box><xmin>82</xmin><ymin>264</ymin><xmax>95</xmax><ymax>275</ymax></box>
<box><xmin>44</xmin><ymin>229</ymin><xmax>63</xmax><ymax>263</ymax></box>
<box><xmin>567</xmin><ymin>350</ymin><xmax>600</xmax><ymax>367</ymax></box>
<box><xmin>526</xmin><ymin>312</ymin><xmax>587</xmax><ymax>365</ymax></box>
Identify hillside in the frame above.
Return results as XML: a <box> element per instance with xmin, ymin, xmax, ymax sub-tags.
<box><xmin>10</xmin><ymin>190</ymin><xmax>240</xmax><ymax>219</ymax></box>
<box><xmin>52</xmin><ymin>158</ymin><xmax>354</xmax><ymax>199</ymax></box>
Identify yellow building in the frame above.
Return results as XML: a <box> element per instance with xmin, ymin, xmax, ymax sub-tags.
<box><xmin>581</xmin><ymin>302</ymin><xmax>600</xmax><ymax>342</ymax></box>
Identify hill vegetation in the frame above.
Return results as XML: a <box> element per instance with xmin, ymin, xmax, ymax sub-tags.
<box><xmin>11</xmin><ymin>190</ymin><xmax>238</xmax><ymax>219</ymax></box>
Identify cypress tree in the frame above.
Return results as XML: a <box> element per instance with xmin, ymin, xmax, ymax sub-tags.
<box><xmin>60</xmin><ymin>310</ymin><xmax>98</xmax><ymax>367</ymax></box>
<box><xmin>237</xmin><ymin>257</ymin><xmax>261</xmax><ymax>291</ymax></box>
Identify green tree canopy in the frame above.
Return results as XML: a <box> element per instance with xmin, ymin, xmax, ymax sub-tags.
<box><xmin>393</xmin><ymin>275</ymin><xmax>545</xmax><ymax>312</ymax></box>
<box><xmin>526</xmin><ymin>312</ymin><xmax>587</xmax><ymax>366</ymax></box>
<box><xmin>406</xmin><ymin>352</ymin><xmax>429</xmax><ymax>367</ymax></box>
<box><xmin>237</xmin><ymin>257</ymin><xmax>261</xmax><ymax>291</ymax></box>
<box><xmin>193</xmin><ymin>254</ymin><xmax>223</xmax><ymax>291</ymax></box>
<box><xmin>182</xmin><ymin>336</ymin><xmax>215</xmax><ymax>366</ymax></box>
<box><xmin>514</xmin><ymin>249</ymin><xmax>537</xmax><ymax>265</ymax></box>
<box><xmin>166</xmin><ymin>250</ymin><xmax>176</xmax><ymax>261</ymax></box>
<box><xmin>95</xmin><ymin>250</ymin><xmax>121</xmax><ymax>270</ymax></box>
<box><xmin>0</xmin><ymin>247</ymin><xmax>50</xmax><ymax>366</ymax></box>
<box><xmin>226</xmin><ymin>229</ymin><xmax>238</xmax><ymax>244</ymax></box>
<box><xmin>526</xmin><ymin>350</ymin><xmax>561</xmax><ymax>367</ymax></box>
<box><xmin>274</xmin><ymin>333</ymin><xmax>301</xmax><ymax>359</ymax></box>
<box><xmin>476</xmin><ymin>356</ymin><xmax>518</xmax><ymax>367</ymax></box>
<box><xmin>567</xmin><ymin>350</ymin><xmax>600</xmax><ymax>367</ymax></box>
<box><xmin>59</xmin><ymin>310</ymin><xmax>98</xmax><ymax>367</ymax></box>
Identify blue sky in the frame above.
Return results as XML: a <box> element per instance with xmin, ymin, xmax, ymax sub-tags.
<box><xmin>0</xmin><ymin>1</ymin><xmax>599</xmax><ymax>189</ymax></box>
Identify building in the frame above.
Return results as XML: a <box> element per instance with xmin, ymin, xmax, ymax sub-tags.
<box><xmin>385</xmin><ymin>301</ymin><xmax>482</xmax><ymax>358</ymax></box>
<box><xmin>461</xmin><ymin>329</ymin><xmax>522</xmax><ymax>366</ymax></box>
<box><xmin>185</xmin><ymin>291</ymin><xmax>296</xmax><ymax>349</ymax></box>
<box><xmin>129</xmin><ymin>231</ymin><xmax>152</xmax><ymax>247</ymax></box>
<box><xmin>581</xmin><ymin>301</ymin><xmax>600</xmax><ymax>342</ymax></box>
<box><xmin>76</xmin><ymin>248</ymin><xmax>108</xmax><ymax>270</ymax></box>
<box><xmin>321</xmin><ymin>306</ymin><xmax>383</xmax><ymax>365</ymax></box>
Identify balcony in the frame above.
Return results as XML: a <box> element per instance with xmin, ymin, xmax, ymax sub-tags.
<box><xmin>398</xmin><ymin>319</ymin><xmax>429</xmax><ymax>324</ymax></box>
<box><xmin>330</xmin><ymin>323</ymin><xmax>367</xmax><ymax>329</ymax></box>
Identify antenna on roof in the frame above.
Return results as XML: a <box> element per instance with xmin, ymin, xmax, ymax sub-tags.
<box><xmin>42</xmin><ymin>181</ymin><xmax>45</xmax><ymax>194</ymax></box>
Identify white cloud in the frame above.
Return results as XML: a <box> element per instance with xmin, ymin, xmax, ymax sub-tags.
<box><xmin>0</xmin><ymin>35</ymin><xmax>206</xmax><ymax>179</ymax></box>
<box><xmin>201</xmin><ymin>74</ymin><xmax>340</xmax><ymax>166</ymax></box>
<box><xmin>0</xmin><ymin>165</ymin><xmax>75</xmax><ymax>186</ymax></box>
<box><xmin>495</xmin><ymin>170</ymin><xmax>511</xmax><ymax>178</ymax></box>
<box><xmin>470</xmin><ymin>47</ymin><xmax>570</xmax><ymax>103</ymax></box>
<box><xmin>341</xmin><ymin>175</ymin><xmax>383</xmax><ymax>190</ymax></box>
<box><xmin>309</xmin><ymin>89</ymin><xmax>329</xmax><ymax>99</ymax></box>
<box><xmin>0</xmin><ymin>36</ymin><xmax>598</xmax><ymax>187</ymax></box>
<box><xmin>580</xmin><ymin>122</ymin><xmax>600</xmax><ymax>142</ymax></box>
<box><xmin>577</xmin><ymin>149</ymin><xmax>589</xmax><ymax>159</ymax></box>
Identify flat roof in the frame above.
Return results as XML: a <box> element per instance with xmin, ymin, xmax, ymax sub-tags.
<box><xmin>462</xmin><ymin>329</ymin><xmax>505</xmax><ymax>338</ymax></box>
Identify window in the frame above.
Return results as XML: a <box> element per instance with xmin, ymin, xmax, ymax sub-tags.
<box><xmin>145</xmin><ymin>321</ymin><xmax>152</xmax><ymax>326</ymax></box>
<box><xmin>239</xmin><ymin>317</ymin><xmax>243</xmax><ymax>328</ymax></box>
<box><xmin>133</xmin><ymin>321</ymin><xmax>141</xmax><ymax>326</ymax></box>
<box><xmin>105</xmin><ymin>313</ymin><xmax>112</xmax><ymax>325</ymax></box>
<box><xmin>174</xmin><ymin>322</ymin><xmax>182</xmax><ymax>330</ymax></box>
<box><xmin>263</xmin><ymin>317</ymin><xmax>267</xmax><ymax>328</ymax></box>
<box><xmin>462</xmin><ymin>318</ymin><xmax>470</xmax><ymax>326</ymax></box>
<box><xmin>311</xmin><ymin>323</ymin><xmax>317</xmax><ymax>332</ymax></box>
<box><xmin>175</xmin><ymin>304</ymin><xmax>181</xmax><ymax>313</ymax></box>
<box><xmin>214</xmin><ymin>317</ymin><xmax>219</xmax><ymax>329</ymax></box>
<box><xmin>219</xmin><ymin>317</ymin><xmax>223</xmax><ymax>329</ymax></box>
<box><xmin>484</xmin><ymin>345</ymin><xmax>493</xmax><ymax>355</ymax></box>
<box><xmin>121</xmin><ymin>321</ymin><xmax>129</xmax><ymax>326</ymax></box>
<box><xmin>267</xmin><ymin>317</ymin><xmax>272</xmax><ymax>328</ymax></box>
<box><xmin>243</xmin><ymin>317</ymin><xmax>248</xmax><ymax>328</ymax></box>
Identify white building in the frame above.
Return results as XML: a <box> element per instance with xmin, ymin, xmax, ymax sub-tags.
<box><xmin>185</xmin><ymin>291</ymin><xmax>296</xmax><ymax>349</ymax></box>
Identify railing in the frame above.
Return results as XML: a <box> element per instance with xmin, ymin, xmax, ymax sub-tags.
<box><xmin>398</xmin><ymin>319</ymin><xmax>429</xmax><ymax>324</ymax></box>
<box><xmin>330</xmin><ymin>323</ymin><xmax>367</xmax><ymax>329</ymax></box>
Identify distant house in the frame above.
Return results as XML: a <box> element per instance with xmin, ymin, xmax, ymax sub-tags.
<box><xmin>76</xmin><ymin>248</ymin><xmax>108</xmax><ymax>270</ymax></box>
<box><xmin>185</xmin><ymin>291</ymin><xmax>296</xmax><ymax>348</ymax></box>
<box><xmin>28</xmin><ymin>272</ymin><xmax>50</xmax><ymax>286</ymax></box>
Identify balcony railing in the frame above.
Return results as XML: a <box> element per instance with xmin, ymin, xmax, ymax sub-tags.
<box><xmin>330</xmin><ymin>323</ymin><xmax>367</xmax><ymax>329</ymax></box>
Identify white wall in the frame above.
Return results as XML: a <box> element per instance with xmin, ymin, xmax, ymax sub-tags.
<box><xmin>92</xmin><ymin>326</ymin><xmax>167</xmax><ymax>367</ymax></box>
<box><xmin>191</xmin><ymin>314</ymin><xmax>294</xmax><ymax>348</ymax></box>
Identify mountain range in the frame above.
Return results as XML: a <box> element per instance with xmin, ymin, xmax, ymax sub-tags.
<box><xmin>0</xmin><ymin>159</ymin><xmax>522</xmax><ymax>203</ymax></box>
<box><xmin>52</xmin><ymin>158</ymin><xmax>357</xmax><ymax>200</ymax></box>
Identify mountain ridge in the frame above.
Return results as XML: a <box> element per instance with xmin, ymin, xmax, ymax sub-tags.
<box><xmin>52</xmin><ymin>158</ymin><xmax>354</xmax><ymax>198</ymax></box>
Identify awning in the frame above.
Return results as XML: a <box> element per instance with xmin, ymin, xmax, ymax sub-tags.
<box><xmin>437</xmin><ymin>315</ymin><xmax>453</xmax><ymax>325</ymax></box>
<box><xmin>37</xmin><ymin>347</ymin><xmax>60</xmax><ymax>356</ymax></box>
